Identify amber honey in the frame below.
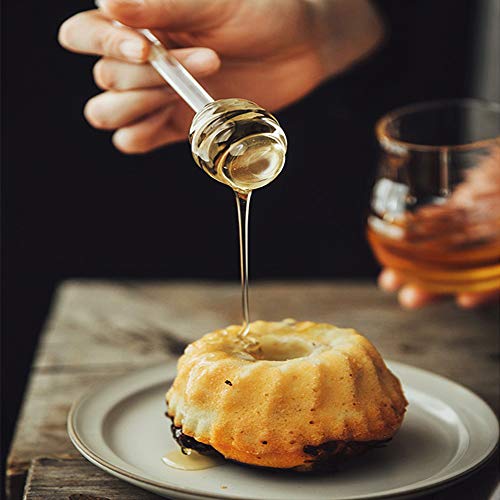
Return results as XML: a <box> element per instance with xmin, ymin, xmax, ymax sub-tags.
<box><xmin>367</xmin><ymin>222</ymin><xmax>500</xmax><ymax>293</ymax></box>
<box><xmin>189</xmin><ymin>98</ymin><xmax>287</xmax><ymax>194</ymax></box>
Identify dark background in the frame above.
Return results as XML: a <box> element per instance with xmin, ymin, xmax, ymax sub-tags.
<box><xmin>2</xmin><ymin>0</ymin><xmax>479</xmax><ymax>473</ymax></box>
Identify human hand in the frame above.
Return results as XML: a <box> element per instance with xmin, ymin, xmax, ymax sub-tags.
<box><xmin>58</xmin><ymin>0</ymin><xmax>383</xmax><ymax>153</ymax></box>
<box><xmin>378</xmin><ymin>268</ymin><xmax>500</xmax><ymax>309</ymax></box>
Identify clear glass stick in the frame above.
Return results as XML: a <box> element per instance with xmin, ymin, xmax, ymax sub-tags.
<box><xmin>235</xmin><ymin>191</ymin><xmax>252</xmax><ymax>337</ymax></box>
<box><xmin>139</xmin><ymin>30</ymin><xmax>213</xmax><ymax>112</ymax></box>
<box><xmin>96</xmin><ymin>0</ymin><xmax>213</xmax><ymax>113</ymax></box>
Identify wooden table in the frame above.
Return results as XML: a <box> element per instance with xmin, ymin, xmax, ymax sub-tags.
<box><xmin>6</xmin><ymin>281</ymin><xmax>500</xmax><ymax>499</ymax></box>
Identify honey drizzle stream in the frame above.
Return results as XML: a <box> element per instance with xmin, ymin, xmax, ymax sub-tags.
<box><xmin>235</xmin><ymin>191</ymin><xmax>252</xmax><ymax>338</ymax></box>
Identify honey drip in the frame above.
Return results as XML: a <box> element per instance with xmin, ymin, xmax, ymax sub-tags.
<box><xmin>235</xmin><ymin>191</ymin><xmax>252</xmax><ymax>338</ymax></box>
<box><xmin>162</xmin><ymin>449</ymin><xmax>223</xmax><ymax>471</ymax></box>
<box><xmin>233</xmin><ymin>187</ymin><xmax>264</xmax><ymax>350</ymax></box>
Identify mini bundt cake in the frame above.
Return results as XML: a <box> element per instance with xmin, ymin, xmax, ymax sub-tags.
<box><xmin>166</xmin><ymin>320</ymin><xmax>407</xmax><ymax>470</ymax></box>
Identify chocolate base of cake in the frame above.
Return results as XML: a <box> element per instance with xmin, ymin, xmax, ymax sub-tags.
<box><xmin>167</xmin><ymin>414</ymin><xmax>390</xmax><ymax>472</ymax></box>
<box><xmin>299</xmin><ymin>438</ymin><xmax>390</xmax><ymax>471</ymax></box>
<box><xmin>170</xmin><ymin>421</ymin><xmax>224</xmax><ymax>458</ymax></box>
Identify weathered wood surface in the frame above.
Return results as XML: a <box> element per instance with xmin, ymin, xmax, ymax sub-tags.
<box><xmin>6</xmin><ymin>280</ymin><xmax>500</xmax><ymax>499</ymax></box>
<box><xmin>22</xmin><ymin>455</ymin><xmax>500</xmax><ymax>500</ymax></box>
<box><xmin>22</xmin><ymin>458</ymin><xmax>160</xmax><ymax>500</ymax></box>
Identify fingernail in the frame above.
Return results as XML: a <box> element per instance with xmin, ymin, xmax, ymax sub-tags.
<box><xmin>116</xmin><ymin>0</ymin><xmax>144</xmax><ymax>7</ymax></box>
<box><xmin>102</xmin><ymin>0</ymin><xmax>143</xmax><ymax>6</ymax></box>
<box><xmin>184</xmin><ymin>51</ymin><xmax>212</xmax><ymax>72</ymax></box>
<box><xmin>120</xmin><ymin>40</ymin><xmax>144</xmax><ymax>61</ymax></box>
<box><xmin>98</xmin><ymin>0</ymin><xmax>144</xmax><ymax>13</ymax></box>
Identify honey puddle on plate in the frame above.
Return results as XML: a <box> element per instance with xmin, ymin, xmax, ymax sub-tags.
<box><xmin>162</xmin><ymin>449</ymin><xmax>223</xmax><ymax>471</ymax></box>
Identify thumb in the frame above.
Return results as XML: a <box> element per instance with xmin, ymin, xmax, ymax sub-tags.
<box><xmin>98</xmin><ymin>0</ymin><xmax>234</xmax><ymax>31</ymax></box>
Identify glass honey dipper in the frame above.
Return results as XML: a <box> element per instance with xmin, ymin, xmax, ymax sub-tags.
<box><xmin>95</xmin><ymin>4</ymin><xmax>287</xmax><ymax>192</ymax></box>
<box><xmin>97</xmin><ymin>6</ymin><xmax>288</xmax><ymax>339</ymax></box>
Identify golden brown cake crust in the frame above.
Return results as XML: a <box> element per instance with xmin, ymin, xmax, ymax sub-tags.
<box><xmin>166</xmin><ymin>320</ymin><xmax>407</xmax><ymax>469</ymax></box>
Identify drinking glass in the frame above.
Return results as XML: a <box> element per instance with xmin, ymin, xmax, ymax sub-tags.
<box><xmin>367</xmin><ymin>99</ymin><xmax>500</xmax><ymax>293</ymax></box>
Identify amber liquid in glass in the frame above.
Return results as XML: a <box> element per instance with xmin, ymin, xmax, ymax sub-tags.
<box><xmin>368</xmin><ymin>101</ymin><xmax>500</xmax><ymax>294</ymax></box>
<box><xmin>367</xmin><ymin>225</ymin><xmax>500</xmax><ymax>293</ymax></box>
<box><xmin>368</xmin><ymin>145</ymin><xmax>500</xmax><ymax>293</ymax></box>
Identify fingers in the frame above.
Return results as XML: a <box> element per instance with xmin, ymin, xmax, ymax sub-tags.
<box><xmin>379</xmin><ymin>268</ymin><xmax>500</xmax><ymax>309</ymax></box>
<box><xmin>59</xmin><ymin>10</ymin><xmax>149</xmax><ymax>63</ymax></box>
<box><xmin>378</xmin><ymin>269</ymin><xmax>442</xmax><ymax>309</ymax></box>
<box><xmin>456</xmin><ymin>290</ymin><xmax>500</xmax><ymax>309</ymax></box>
<box><xmin>112</xmin><ymin>106</ymin><xmax>186</xmax><ymax>153</ymax></box>
<box><xmin>86</xmin><ymin>89</ymin><xmax>193</xmax><ymax>153</ymax></box>
<box><xmin>84</xmin><ymin>87</ymin><xmax>178</xmax><ymax>130</ymax></box>
<box><xmin>93</xmin><ymin>47</ymin><xmax>220</xmax><ymax>90</ymax></box>
<box><xmin>98</xmin><ymin>0</ymin><xmax>233</xmax><ymax>30</ymax></box>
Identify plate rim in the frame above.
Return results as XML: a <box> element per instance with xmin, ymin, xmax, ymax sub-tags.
<box><xmin>67</xmin><ymin>361</ymin><xmax>499</xmax><ymax>500</ymax></box>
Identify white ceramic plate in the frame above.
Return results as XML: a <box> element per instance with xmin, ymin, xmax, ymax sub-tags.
<box><xmin>68</xmin><ymin>361</ymin><xmax>498</xmax><ymax>500</ymax></box>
